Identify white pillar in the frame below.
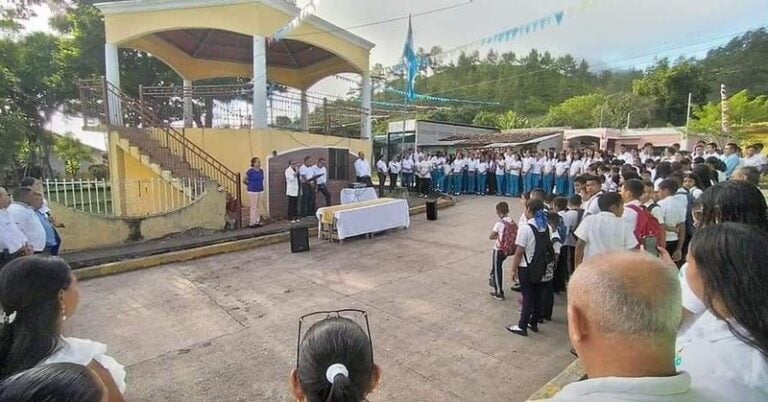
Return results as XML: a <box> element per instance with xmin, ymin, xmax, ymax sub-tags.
<box><xmin>252</xmin><ymin>35</ymin><xmax>268</xmax><ymax>129</ymax></box>
<box><xmin>361</xmin><ymin>72</ymin><xmax>372</xmax><ymax>139</ymax></box>
<box><xmin>183</xmin><ymin>79</ymin><xmax>193</xmax><ymax>128</ymax></box>
<box><xmin>104</xmin><ymin>43</ymin><xmax>122</xmax><ymax>125</ymax></box>
<box><xmin>300</xmin><ymin>89</ymin><xmax>309</xmax><ymax>132</ymax></box>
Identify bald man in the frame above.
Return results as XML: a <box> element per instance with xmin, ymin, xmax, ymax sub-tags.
<box><xmin>548</xmin><ymin>251</ymin><xmax>714</xmax><ymax>401</ymax></box>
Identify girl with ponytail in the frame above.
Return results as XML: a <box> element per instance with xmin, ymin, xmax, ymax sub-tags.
<box><xmin>291</xmin><ymin>313</ymin><xmax>380</xmax><ymax>402</ymax></box>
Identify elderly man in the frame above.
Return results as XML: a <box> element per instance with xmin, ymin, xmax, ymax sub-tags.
<box><xmin>7</xmin><ymin>187</ymin><xmax>46</xmax><ymax>254</ymax></box>
<box><xmin>0</xmin><ymin>187</ymin><xmax>31</xmax><ymax>265</ymax></box>
<box><xmin>548</xmin><ymin>251</ymin><xmax>713</xmax><ymax>401</ymax></box>
<box><xmin>354</xmin><ymin>151</ymin><xmax>373</xmax><ymax>187</ymax></box>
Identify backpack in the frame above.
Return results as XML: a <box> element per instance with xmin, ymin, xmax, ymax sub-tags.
<box><xmin>570</xmin><ymin>208</ymin><xmax>585</xmax><ymax>235</ymax></box>
<box><xmin>626</xmin><ymin>204</ymin><xmax>665</xmax><ymax>245</ymax></box>
<box><xmin>681</xmin><ymin>190</ymin><xmax>696</xmax><ymax>236</ymax></box>
<box><xmin>498</xmin><ymin>220</ymin><xmax>519</xmax><ymax>256</ymax></box>
<box><xmin>524</xmin><ymin>224</ymin><xmax>555</xmax><ymax>284</ymax></box>
<box><xmin>556</xmin><ymin>219</ymin><xmax>568</xmax><ymax>244</ymax></box>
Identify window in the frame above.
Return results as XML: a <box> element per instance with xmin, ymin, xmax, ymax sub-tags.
<box><xmin>328</xmin><ymin>148</ymin><xmax>349</xmax><ymax>180</ymax></box>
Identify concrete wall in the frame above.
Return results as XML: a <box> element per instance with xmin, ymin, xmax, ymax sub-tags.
<box><xmin>52</xmin><ymin>183</ymin><xmax>226</xmax><ymax>252</ymax></box>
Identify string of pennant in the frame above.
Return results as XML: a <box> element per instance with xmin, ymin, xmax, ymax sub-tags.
<box><xmin>384</xmin><ymin>88</ymin><xmax>500</xmax><ymax>106</ymax></box>
<box><xmin>479</xmin><ymin>10</ymin><xmax>564</xmax><ymax>46</ymax></box>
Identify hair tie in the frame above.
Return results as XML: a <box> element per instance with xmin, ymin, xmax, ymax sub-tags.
<box><xmin>325</xmin><ymin>363</ymin><xmax>349</xmax><ymax>384</ymax></box>
<box><xmin>2</xmin><ymin>311</ymin><xmax>17</xmax><ymax>325</ymax></box>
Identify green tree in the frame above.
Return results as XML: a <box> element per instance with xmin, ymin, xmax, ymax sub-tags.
<box><xmin>632</xmin><ymin>59</ymin><xmax>710</xmax><ymax>126</ymax></box>
<box><xmin>497</xmin><ymin>111</ymin><xmax>530</xmax><ymax>129</ymax></box>
<box><xmin>543</xmin><ymin>94</ymin><xmax>606</xmax><ymax>128</ymax></box>
<box><xmin>597</xmin><ymin>93</ymin><xmax>659</xmax><ymax>128</ymax></box>
<box><xmin>690</xmin><ymin>90</ymin><xmax>768</xmax><ymax>144</ymax></box>
<box><xmin>54</xmin><ymin>133</ymin><xmax>93</xmax><ymax>178</ymax></box>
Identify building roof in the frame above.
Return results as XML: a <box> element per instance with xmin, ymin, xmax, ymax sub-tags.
<box><xmin>441</xmin><ymin>128</ymin><xmax>564</xmax><ymax>146</ymax></box>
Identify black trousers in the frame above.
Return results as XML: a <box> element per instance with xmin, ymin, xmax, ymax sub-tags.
<box><xmin>554</xmin><ymin>246</ymin><xmax>573</xmax><ymax>292</ymax></box>
<box><xmin>419</xmin><ymin>176</ymin><xmax>430</xmax><ymax>195</ymax></box>
<box><xmin>287</xmin><ymin>196</ymin><xmax>299</xmax><ymax>220</ymax></box>
<box><xmin>389</xmin><ymin>173</ymin><xmax>398</xmax><ymax>192</ymax></box>
<box><xmin>666</xmin><ymin>240</ymin><xmax>682</xmax><ymax>268</ymax></box>
<box><xmin>518</xmin><ymin>267</ymin><xmax>544</xmax><ymax>329</ymax></box>
<box><xmin>356</xmin><ymin>176</ymin><xmax>373</xmax><ymax>188</ymax></box>
<box><xmin>540</xmin><ymin>280</ymin><xmax>555</xmax><ymax>320</ymax></box>
<box><xmin>489</xmin><ymin>174</ymin><xmax>497</xmax><ymax>195</ymax></box>
<box><xmin>300</xmin><ymin>184</ymin><xmax>316</xmax><ymax>217</ymax></box>
<box><xmin>377</xmin><ymin>172</ymin><xmax>387</xmax><ymax>197</ymax></box>
<box><xmin>489</xmin><ymin>249</ymin><xmax>507</xmax><ymax>294</ymax></box>
<box><xmin>317</xmin><ymin>185</ymin><xmax>331</xmax><ymax>207</ymax></box>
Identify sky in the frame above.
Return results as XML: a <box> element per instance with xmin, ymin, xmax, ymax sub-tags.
<box><xmin>24</xmin><ymin>0</ymin><xmax>768</xmax><ymax>150</ymax></box>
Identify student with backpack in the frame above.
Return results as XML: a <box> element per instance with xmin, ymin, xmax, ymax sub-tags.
<box><xmin>488</xmin><ymin>201</ymin><xmax>517</xmax><ymax>300</ymax></box>
<box><xmin>553</xmin><ymin>196</ymin><xmax>581</xmax><ymax>292</ymax></box>
<box><xmin>574</xmin><ymin>193</ymin><xmax>638</xmax><ymax>267</ymax></box>
<box><xmin>641</xmin><ymin>180</ymin><xmax>665</xmax><ymax>225</ymax></box>
<box><xmin>621</xmin><ymin>179</ymin><xmax>666</xmax><ymax>246</ymax></box>
<box><xmin>506</xmin><ymin>199</ymin><xmax>555</xmax><ymax>336</ymax></box>
<box><xmin>540</xmin><ymin>211</ymin><xmax>563</xmax><ymax>321</ymax></box>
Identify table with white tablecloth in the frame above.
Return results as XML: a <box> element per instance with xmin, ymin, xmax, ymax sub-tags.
<box><xmin>340</xmin><ymin>187</ymin><xmax>378</xmax><ymax>205</ymax></box>
<box><xmin>316</xmin><ymin>198</ymin><xmax>410</xmax><ymax>241</ymax></box>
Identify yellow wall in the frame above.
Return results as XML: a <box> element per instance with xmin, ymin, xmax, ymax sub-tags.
<box><xmin>120</xmin><ymin>154</ymin><xmax>190</xmax><ymax>216</ymax></box>
<box><xmin>103</xmin><ymin>3</ymin><xmax>370</xmax><ymax>75</ymax></box>
<box><xmin>180</xmin><ymin>128</ymin><xmax>372</xmax><ymax>213</ymax></box>
<box><xmin>51</xmin><ymin>183</ymin><xmax>226</xmax><ymax>252</ymax></box>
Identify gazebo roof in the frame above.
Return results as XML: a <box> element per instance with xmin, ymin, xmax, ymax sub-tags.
<box><xmin>95</xmin><ymin>0</ymin><xmax>374</xmax><ymax>88</ymax></box>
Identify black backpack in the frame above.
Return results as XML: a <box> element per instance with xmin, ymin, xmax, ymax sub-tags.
<box><xmin>523</xmin><ymin>224</ymin><xmax>556</xmax><ymax>284</ymax></box>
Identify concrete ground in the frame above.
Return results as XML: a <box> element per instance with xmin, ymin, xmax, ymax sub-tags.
<box><xmin>66</xmin><ymin>196</ymin><xmax>575</xmax><ymax>402</ymax></box>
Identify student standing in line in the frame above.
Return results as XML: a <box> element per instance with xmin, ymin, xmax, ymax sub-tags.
<box><xmin>540</xmin><ymin>211</ymin><xmax>562</xmax><ymax>321</ymax></box>
<box><xmin>530</xmin><ymin>151</ymin><xmax>544</xmax><ymax>193</ymax></box>
<box><xmin>542</xmin><ymin>151</ymin><xmax>555</xmax><ymax>196</ymax></box>
<box><xmin>522</xmin><ymin>151</ymin><xmax>533</xmax><ymax>194</ymax></box>
<box><xmin>568</xmin><ymin>152</ymin><xmax>582</xmax><ymax>197</ymax></box>
<box><xmin>574</xmin><ymin>193</ymin><xmax>638</xmax><ymax>267</ymax></box>
<box><xmin>506</xmin><ymin>199</ymin><xmax>554</xmax><ymax>336</ymax></box>
<box><xmin>555</xmin><ymin>153</ymin><xmax>570</xmax><ymax>196</ymax></box>
<box><xmin>401</xmin><ymin>153</ymin><xmax>414</xmax><ymax>190</ymax></box>
<box><xmin>452</xmin><ymin>153</ymin><xmax>465</xmax><ymax>195</ymax></box>
<box><xmin>495</xmin><ymin>154</ymin><xmax>506</xmax><ymax>196</ymax></box>
<box><xmin>508</xmin><ymin>154</ymin><xmax>522</xmax><ymax>198</ymax></box>
<box><xmin>476</xmin><ymin>156</ymin><xmax>488</xmax><ymax>196</ymax></box>
<box><xmin>466</xmin><ymin>154</ymin><xmax>478</xmax><ymax>195</ymax></box>
<box><xmin>244</xmin><ymin>156</ymin><xmax>265</xmax><ymax>228</ymax></box>
<box><xmin>657</xmin><ymin>179</ymin><xmax>687</xmax><ymax>265</ymax></box>
<box><xmin>552</xmin><ymin>196</ymin><xmax>576</xmax><ymax>292</ymax></box>
<box><xmin>442</xmin><ymin>155</ymin><xmax>453</xmax><ymax>194</ymax></box>
<box><xmin>388</xmin><ymin>155</ymin><xmax>401</xmax><ymax>193</ymax></box>
<box><xmin>488</xmin><ymin>201</ymin><xmax>516</xmax><ymax>300</ymax></box>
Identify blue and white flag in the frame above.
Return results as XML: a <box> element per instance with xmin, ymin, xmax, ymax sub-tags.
<box><xmin>401</xmin><ymin>16</ymin><xmax>419</xmax><ymax>101</ymax></box>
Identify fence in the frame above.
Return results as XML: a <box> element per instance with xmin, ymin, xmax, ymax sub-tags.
<box><xmin>44</xmin><ymin>178</ymin><xmax>209</xmax><ymax>217</ymax></box>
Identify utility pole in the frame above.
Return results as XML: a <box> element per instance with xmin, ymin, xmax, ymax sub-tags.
<box><xmin>625</xmin><ymin>112</ymin><xmax>631</xmax><ymax>129</ymax></box>
<box><xmin>684</xmin><ymin>92</ymin><xmax>692</xmax><ymax>137</ymax></box>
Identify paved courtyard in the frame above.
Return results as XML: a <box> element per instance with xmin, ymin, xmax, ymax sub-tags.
<box><xmin>66</xmin><ymin>196</ymin><xmax>575</xmax><ymax>402</ymax></box>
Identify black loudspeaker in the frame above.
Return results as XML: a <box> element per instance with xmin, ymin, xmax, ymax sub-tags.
<box><xmin>426</xmin><ymin>200</ymin><xmax>438</xmax><ymax>221</ymax></box>
<box><xmin>290</xmin><ymin>226</ymin><xmax>310</xmax><ymax>253</ymax></box>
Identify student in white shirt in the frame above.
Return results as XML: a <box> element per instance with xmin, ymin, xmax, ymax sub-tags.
<box><xmin>552</xmin><ymin>251</ymin><xmax>714</xmax><ymax>402</ymax></box>
<box><xmin>0</xmin><ymin>187</ymin><xmax>31</xmax><ymax>264</ymax></box>
<box><xmin>400</xmin><ymin>153</ymin><xmax>414</xmax><ymax>190</ymax></box>
<box><xmin>508</xmin><ymin>154</ymin><xmax>522</xmax><ymax>198</ymax></box>
<box><xmin>674</xmin><ymin>223</ymin><xmax>768</xmax><ymax>401</ymax></box>
<box><xmin>682</xmin><ymin>173</ymin><xmax>703</xmax><ymax>200</ymax></box>
<box><xmin>521</xmin><ymin>151</ymin><xmax>533</xmax><ymax>194</ymax></box>
<box><xmin>742</xmin><ymin>144</ymin><xmax>766</xmax><ymax>169</ymax></box>
<box><xmin>7</xmin><ymin>187</ymin><xmax>46</xmax><ymax>253</ymax></box>
<box><xmin>313</xmin><ymin>158</ymin><xmax>330</xmax><ymax>207</ymax></box>
<box><xmin>540</xmin><ymin>211</ymin><xmax>562</xmax><ymax>321</ymax></box>
<box><xmin>574</xmin><ymin>192</ymin><xmax>638</xmax><ymax>267</ymax></box>
<box><xmin>620</xmin><ymin>179</ymin><xmax>646</xmax><ymax>237</ymax></box>
<box><xmin>388</xmin><ymin>156</ymin><xmax>401</xmax><ymax>193</ymax></box>
<box><xmin>568</xmin><ymin>153</ymin><xmax>582</xmax><ymax>197</ymax></box>
<box><xmin>452</xmin><ymin>155</ymin><xmax>464</xmax><ymax>195</ymax></box>
<box><xmin>541</xmin><ymin>153</ymin><xmax>555</xmax><ymax>195</ymax></box>
<box><xmin>476</xmin><ymin>157</ymin><xmax>488</xmax><ymax>196</ymax></box>
<box><xmin>495</xmin><ymin>156</ymin><xmax>506</xmax><ymax>196</ymax></box>
<box><xmin>580</xmin><ymin>175</ymin><xmax>604</xmax><ymax>217</ymax></box>
<box><xmin>657</xmin><ymin>179</ymin><xmax>686</xmax><ymax>264</ymax></box>
<box><xmin>555</xmin><ymin>153</ymin><xmax>570</xmax><ymax>196</ymax></box>
<box><xmin>488</xmin><ymin>201</ymin><xmax>515</xmax><ymax>300</ymax></box>
<box><xmin>466</xmin><ymin>156</ymin><xmax>478</xmax><ymax>195</ymax></box>
<box><xmin>530</xmin><ymin>152</ymin><xmax>544</xmax><ymax>192</ymax></box>
<box><xmin>441</xmin><ymin>156</ymin><xmax>453</xmax><ymax>194</ymax></box>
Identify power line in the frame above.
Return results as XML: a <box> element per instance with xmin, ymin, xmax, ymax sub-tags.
<box><xmin>285</xmin><ymin>0</ymin><xmax>473</xmax><ymax>38</ymax></box>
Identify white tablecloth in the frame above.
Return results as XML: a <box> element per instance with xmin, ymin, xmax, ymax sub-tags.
<box><xmin>340</xmin><ymin>187</ymin><xmax>378</xmax><ymax>204</ymax></box>
<box><xmin>316</xmin><ymin>199</ymin><xmax>410</xmax><ymax>240</ymax></box>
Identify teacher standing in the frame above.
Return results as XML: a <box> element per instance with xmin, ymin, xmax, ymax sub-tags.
<box><xmin>354</xmin><ymin>152</ymin><xmax>373</xmax><ymax>187</ymax></box>
<box><xmin>244</xmin><ymin>157</ymin><xmax>264</xmax><ymax>228</ymax></box>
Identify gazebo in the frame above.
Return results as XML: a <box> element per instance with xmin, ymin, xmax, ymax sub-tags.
<box><xmin>95</xmin><ymin>0</ymin><xmax>375</xmax><ymax>137</ymax></box>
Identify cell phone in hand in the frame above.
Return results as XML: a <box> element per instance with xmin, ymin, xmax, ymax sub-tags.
<box><xmin>643</xmin><ymin>237</ymin><xmax>658</xmax><ymax>257</ymax></box>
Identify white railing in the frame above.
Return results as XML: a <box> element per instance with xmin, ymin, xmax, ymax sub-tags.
<box><xmin>44</xmin><ymin>178</ymin><xmax>209</xmax><ymax>217</ymax></box>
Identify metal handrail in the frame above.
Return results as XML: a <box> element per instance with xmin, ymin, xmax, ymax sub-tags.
<box><xmin>79</xmin><ymin>77</ymin><xmax>243</xmax><ymax>227</ymax></box>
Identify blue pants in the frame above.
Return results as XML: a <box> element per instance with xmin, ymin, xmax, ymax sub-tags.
<box><xmin>542</xmin><ymin>173</ymin><xmax>554</xmax><ymax>195</ymax></box>
<box><xmin>402</xmin><ymin>173</ymin><xmax>413</xmax><ymax>189</ymax></box>
<box><xmin>477</xmin><ymin>174</ymin><xmax>487</xmax><ymax>195</ymax></box>
<box><xmin>454</xmin><ymin>174</ymin><xmax>463</xmax><ymax>194</ymax></box>
<box><xmin>556</xmin><ymin>175</ymin><xmax>568</xmax><ymax>196</ymax></box>
<box><xmin>568</xmin><ymin>176</ymin><xmax>576</xmax><ymax>197</ymax></box>
<box><xmin>529</xmin><ymin>173</ymin><xmax>541</xmax><ymax>192</ymax></box>
<box><xmin>466</xmin><ymin>172</ymin><xmax>476</xmax><ymax>194</ymax></box>
<box><xmin>522</xmin><ymin>173</ymin><xmax>530</xmax><ymax>193</ymax></box>
<box><xmin>509</xmin><ymin>175</ymin><xmax>520</xmax><ymax>197</ymax></box>
<box><xmin>440</xmin><ymin>174</ymin><xmax>449</xmax><ymax>193</ymax></box>
<box><xmin>496</xmin><ymin>174</ymin><xmax>505</xmax><ymax>196</ymax></box>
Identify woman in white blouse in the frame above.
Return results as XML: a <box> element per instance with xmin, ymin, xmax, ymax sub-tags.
<box><xmin>674</xmin><ymin>223</ymin><xmax>768</xmax><ymax>401</ymax></box>
<box><xmin>0</xmin><ymin>257</ymin><xmax>125</xmax><ymax>402</ymax></box>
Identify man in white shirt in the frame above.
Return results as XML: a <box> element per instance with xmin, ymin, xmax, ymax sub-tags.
<box><xmin>8</xmin><ymin>187</ymin><xmax>46</xmax><ymax>253</ymax></box>
<box><xmin>574</xmin><ymin>193</ymin><xmax>638</xmax><ymax>267</ymax></box>
<box><xmin>620</xmin><ymin>179</ymin><xmax>646</xmax><ymax>235</ymax></box>
<box><xmin>375</xmin><ymin>156</ymin><xmax>388</xmax><ymax>197</ymax></box>
<box><xmin>354</xmin><ymin>152</ymin><xmax>373</xmax><ymax>187</ymax></box>
<box><xmin>415</xmin><ymin>156</ymin><xmax>432</xmax><ymax>197</ymax></box>
<box><xmin>401</xmin><ymin>153</ymin><xmax>414</xmax><ymax>190</ymax></box>
<box><xmin>388</xmin><ymin>156</ymin><xmax>401</xmax><ymax>193</ymax></box>
<box><xmin>299</xmin><ymin>156</ymin><xmax>318</xmax><ymax>217</ymax></box>
<box><xmin>0</xmin><ymin>187</ymin><xmax>31</xmax><ymax>264</ymax></box>
<box><xmin>638</xmin><ymin>142</ymin><xmax>655</xmax><ymax>164</ymax></box>
<box><xmin>657</xmin><ymin>179</ymin><xmax>686</xmax><ymax>264</ymax></box>
<box><xmin>549</xmin><ymin>251</ymin><xmax>715</xmax><ymax>401</ymax></box>
<box><xmin>742</xmin><ymin>144</ymin><xmax>766</xmax><ymax>169</ymax></box>
<box><xmin>313</xmin><ymin>158</ymin><xmax>330</xmax><ymax>207</ymax></box>
<box><xmin>285</xmin><ymin>161</ymin><xmax>300</xmax><ymax>222</ymax></box>
<box><xmin>617</xmin><ymin>145</ymin><xmax>633</xmax><ymax>164</ymax></box>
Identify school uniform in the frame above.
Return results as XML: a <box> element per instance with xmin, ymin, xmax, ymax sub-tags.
<box><xmin>530</xmin><ymin>157</ymin><xmax>544</xmax><ymax>191</ymax></box>
<box><xmin>508</xmin><ymin>159</ymin><xmax>522</xmax><ymax>197</ymax></box>
<box><xmin>522</xmin><ymin>157</ymin><xmax>533</xmax><ymax>193</ymax></box>
<box><xmin>539</xmin><ymin>228</ymin><xmax>561</xmax><ymax>320</ymax></box>
<box><xmin>574</xmin><ymin>211</ymin><xmax>638</xmax><ymax>261</ymax></box>
<box><xmin>388</xmin><ymin>160</ymin><xmax>401</xmax><ymax>192</ymax></box>
<box><xmin>489</xmin><ymin>216</ymin><xmax>513</xmax><ymax>296</ymax></box>
<box><xmin>401</xmin><ymin>157</ymin><xmax>414</xmax><ymax>189</ymax></box>
<box><xmin>568</xmin><ymin>159</ymin><xmax>582</xmax><ymax>196</ymax></box>
<box><xmin>555</xmin><ymin>160</ymin><xmax>570</xmax><ymax>195</ymax></box>
<box><xmin>466</xmin><ymin>158</ymin><xmax>478</xmax><ymax>194</ymax></box>
<box><xmin>542</xmin><ymin>158</ymin><xmax>555</xmax><ymax>195</ymax></box>
<box><xmin>476</xmin><ymin>161</ymin><xmax>488</xmax><ymax>195</ymax></box>
<box><xmin>495</xmin><ymin>159</ymin><xmax>506</xmax><ymax>196</ymax></box>
<box><xmin>556</xmin><ymin>209</ymin><xmax>580</xmax><ymax>291</ymax></box>
<box><xmin>582</xmin><ymin>191</ymin><xmax>604</xmax><ymax>217</ymax></box>
<box><xmin>514</xmin><ymin>219</ymin><xmax>548</xmax><ymax>331</ymax></box>
<box><xmin>441</xmin><ymin>161</ymin><xmax>452</xmax><ymax>194</ymax></box>
<box><xmin>376</xmin><ymin>159</ymin><xmax>388</xmax><ymax>197</ymax></box>
<box><xmin>659</xmin><ymin>193</ymin><xmax>687</xmax><ymax>257</ymax></box>
<box><xmin>452</xmin><ymin>159</ymin><xmax>464</xmax><ymax>195</ymax></box>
